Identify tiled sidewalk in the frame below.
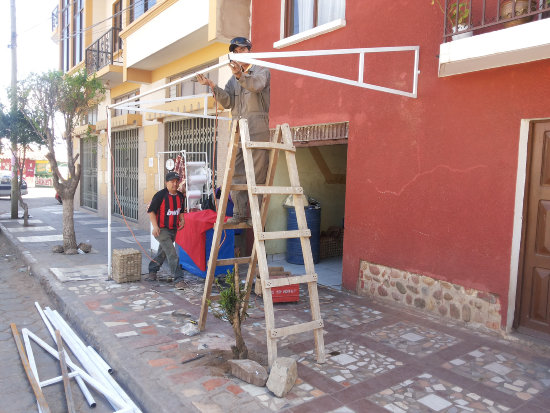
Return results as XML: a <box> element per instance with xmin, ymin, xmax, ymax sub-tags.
<box><xmin>59</xmin><ymin>275</ymin><xmax>550</xmax><ymax>412</ymax></box>
<box><xmin>2</xmin><ymin>205</ymin><xmax>550</xmax><ymax>412</ymax></box>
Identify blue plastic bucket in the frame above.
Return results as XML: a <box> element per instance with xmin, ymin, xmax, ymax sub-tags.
<box><xmin>286</xmin><ymin>206</ymin><xmax>321</xmax><ymax>264</ymax></box>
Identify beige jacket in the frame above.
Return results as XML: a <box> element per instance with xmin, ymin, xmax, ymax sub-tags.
<box><xmin>213</xmin><ymin>65</ymin><xmax>270</xmax><ymax>142</ymax></box>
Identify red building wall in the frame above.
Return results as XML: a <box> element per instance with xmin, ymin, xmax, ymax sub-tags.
<box><xmin>250</xmin><ymin>0</ymin><xmax>550</xmax><ymax>327</ymax></box>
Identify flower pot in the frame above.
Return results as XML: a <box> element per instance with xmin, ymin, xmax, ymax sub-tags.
<box><xmin>452</xmin><ymin>24</ymin><xmax>473</xmax><ymax>40</ymax></box>
<box><xmin>500</xmin><ymin>0</ymin><xmax>536</xmax><ymax>27</ymax></box>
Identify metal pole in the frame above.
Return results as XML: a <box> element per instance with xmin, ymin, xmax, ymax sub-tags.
<box><xmin>10</xmin><ymin>0</ymin><xmax>18</xmax><ymax>219</ymax></box>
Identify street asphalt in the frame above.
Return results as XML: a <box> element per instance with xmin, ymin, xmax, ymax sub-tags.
<box><xmin>1</xmin><ymin>187</ymin><xmax>550</xmax><ymax>413</ymax></box>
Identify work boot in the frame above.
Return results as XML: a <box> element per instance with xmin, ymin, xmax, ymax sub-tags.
<box><xmin>144</xmin><ymin>272</ymin><xmax>157</xmax><ymax>282</ymax></box>
<box><xmin>226</xmin><ymin>214</ymin><xmax>248</xmax><ymax>225</ymax></box>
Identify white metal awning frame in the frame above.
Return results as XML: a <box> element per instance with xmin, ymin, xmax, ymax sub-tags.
<box><xmin>105</xmin><ymin>46</ymin><xmax>420</xmax><ymax>276</ymax></box>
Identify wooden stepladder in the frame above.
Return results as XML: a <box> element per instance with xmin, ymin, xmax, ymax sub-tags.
<box><xmin>198</xmin><ymin>119</ymin><xmax>325</xmax><ymax>367</ymax></box>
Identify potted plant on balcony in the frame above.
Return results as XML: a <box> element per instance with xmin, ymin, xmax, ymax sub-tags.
<box><xmin>433</xmin><ymin>0</ymin><xmax>473</xmax><ymax>40</ymax></box>
<box><xmin>499</xmin><ymin>0</ymin><xmax>537</xmax><ymax>27</ymax></box>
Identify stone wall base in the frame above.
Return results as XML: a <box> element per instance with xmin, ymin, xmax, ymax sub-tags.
<box><xmin>358</xmin><ymin>260</ymin><xmax>502</xmax><ymax>331</ymax></box>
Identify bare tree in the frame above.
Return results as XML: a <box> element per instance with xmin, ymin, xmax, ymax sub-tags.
<box><xmin>21</xmin><ymin>70</ymin><xmax>104</xmax><ymax>252</ymax></box>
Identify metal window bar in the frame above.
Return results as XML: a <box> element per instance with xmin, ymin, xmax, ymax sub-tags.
<box><xmin>112</xmin><ymin>129</ymin><xmax>139</xmax><ymax>220</ymax></box>
<box><xmin>442</xmin><ymin>0</ymin><xmax>550</xmax><ymax>42</ymax></box>
<box><xmin>81</xmin><ymin>136</ymin><xmax>98</xmax><ymax>210</ymax></box>
<box><xmin>284</xmin><ymin>121</ymin><xmax>349</xmax><ymax>143</ymax></box>
<box><xmin>85</xmin><ymin>27</ymin><xmax>122</xmax><ymax>74</ymax></box>
<box><xmin>167</xmin><ymin>118</ymin><xmax>217</xmax><ymax>194</ymax></box>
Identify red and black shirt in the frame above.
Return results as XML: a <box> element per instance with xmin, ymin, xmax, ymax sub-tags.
<box><xmin>147</xmin><ymin>188</ymin><xmax>185</xmax><ymax>230</ymax></box>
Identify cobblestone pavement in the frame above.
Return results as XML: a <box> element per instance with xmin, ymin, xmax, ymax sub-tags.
<box><xmin>1</xmin><ymin>189</ymin><xmax>550</xmax><ymax>412</ymax></box>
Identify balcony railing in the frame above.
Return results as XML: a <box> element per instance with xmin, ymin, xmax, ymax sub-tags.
<box><xmin>85</xmin><ymin>27</ymin><xmax>122</xmax><ymax>74</ymax></box>
<box><xmin>51</xmin><ymin>5</ymin><xmax>58</xmax><ymax>31</ymax></box>
<box><xmin>442</xmin><ymin>0</ymin><xmax>550</xmax><ymax>41</ymax></box>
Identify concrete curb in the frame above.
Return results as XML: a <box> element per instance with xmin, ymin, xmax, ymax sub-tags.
<box><xmin>0</xmin><ymin>222</ymin><xmax>194</xmax><ymax>413</ymax></box>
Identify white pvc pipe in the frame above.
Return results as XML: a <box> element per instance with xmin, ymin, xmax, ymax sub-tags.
<box><xmin>109</xmin><ymin>60</ymin><xmax>228</xmax><ymax>109</ymax></box>
<box><xmin>34</xmin><ymin>302</ymin><xmax>96</xmax><ymax>407</ymax></box>
<box><xmin>45</xmin><ymin>309</ymin><xmax>141</xmax><ymax>412</ymax></box>
<box><xmin>87</xmin><ymin>346</ymin><xmax>113</xmax><ymax>374</ymax></box>
<box><xmin>22</xmin><ymin>329</ymin><xmax>128</xmax><ymax>410</ymax></box>
<box><xmin>40</xmin><ymin>371</ymin><xmax>80</xmax><ymax>387</ymax></box>
<box><xmin>21</xmin><ymin>329</ymin><xmax>42</xmax><ymax>413</ymax></box>
<box><xmin>44</xmin><ymin>309</ymin><xmax>120</xmax><ymax>411</ymax></box>
<box><xmin>86</xmin><ymin>349</ymin><xmax>141</xmax><ymax>413</ymax></box>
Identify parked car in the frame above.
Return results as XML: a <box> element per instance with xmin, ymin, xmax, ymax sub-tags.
<box><xmin>0</xmin><ymin>173</ymin><xmax>28</xmax><ymax>197</ymax></box>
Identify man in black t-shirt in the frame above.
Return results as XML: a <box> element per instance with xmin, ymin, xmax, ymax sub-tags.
<box><xmin>146</xmin><ymin>171</ymin><xmax>186</xmax><ymax>289</ymax></box>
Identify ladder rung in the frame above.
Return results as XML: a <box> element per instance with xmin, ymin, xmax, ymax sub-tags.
<box><xmin>245</xmin><ymin>142</ymin><xmax>296</xmax><ymax>152</ymax></box>
<box><xmin>251</xmin><ymin>186</ymin><xmax>303</xmax><ymax>195</ymax></box>
<box><xmin>265</xmin><ymin>273</ymin><xmax>317</xmax><ymax>288</ymax></box>
<box><xmin>271</xmin><ymin>319</ymin><xmax>324</xmax><ymax>338</ymax></box>
<box><xmin>259</xmin><ymin>229</ymin><xmax>310</xmax><ymax>240</ymax></box>
<box><xmin>223</xmin><ymin>222</ymin><xmax>251</xmax><ymax>229</ymax></box>
<box><xmin>230</xmin><ymin>184</ymin><xmax>249</xmax><ymax>191</ymax></box>
<box><xmin>216</xmin><ymin>257</ymin><xmax>251</xmax><ymax>266</ymax></box>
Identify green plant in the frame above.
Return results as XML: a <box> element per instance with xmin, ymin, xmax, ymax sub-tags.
<box><xmin>433</xmin><ymin>0</ymin><xmax>471</xmax><ymax>27</ymax></box>
<box><xmin>208</xmin><ymin>266</ymin><xmax>249</xmax><ymax>359</ymax></box>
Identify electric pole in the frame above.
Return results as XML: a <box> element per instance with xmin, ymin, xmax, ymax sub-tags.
<box><xmin>10</xmin><ymin>0</ymin><xmax>19</xmax><ymax>219</ymax></box>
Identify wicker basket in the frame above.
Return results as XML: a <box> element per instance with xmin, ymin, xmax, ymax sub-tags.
<box><xmin>112</xmin><ymin>248</ymin><xmax>142</xmax><ymax>283</ymax></box>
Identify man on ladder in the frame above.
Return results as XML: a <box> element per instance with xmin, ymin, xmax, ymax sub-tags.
<box><xmin>197</xmin><ymin>37</ymin><xmax>270</xmax><ymax>226</ymax></box>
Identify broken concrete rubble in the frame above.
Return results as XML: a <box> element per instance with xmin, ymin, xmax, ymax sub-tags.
<box><xmin>266</xmin><ymin>357</ymin><xmax>297</xmax><ymax>397</ymax></box>
<box><xmin>228</xmin><ymin>359</ymin><xmax>268</xmax><ymax>387</ymax></box>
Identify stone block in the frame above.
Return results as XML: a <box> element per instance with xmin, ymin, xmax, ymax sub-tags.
<box><xmin>377</xmin><ymin>285</ymin><xmax>388</xmax><ymax>296</ymax></box>
<box><xmin>228</xmin><ymin>359</ymin><xmax>268</xmax><ymax>387</ymax></box>
<box><xmin>266</xmin><ymin>357</ymin><xmax>297</xmax><ymax>397</ymax></box>
<box><xmin>396</xmin><ymin>281</ymin><xmax>407</xmax><ymax>294</ymax></box>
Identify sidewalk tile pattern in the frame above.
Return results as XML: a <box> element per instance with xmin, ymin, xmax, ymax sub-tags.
<box><xmin>368</xmin><ymin>373</ymin><xmax>511</xmax><ymax>412</ymax></box>
<box><xmin>364</xmin><ymin>321</ymin><xmax>460</xmax><ymax>356</ymax></box>
<box><xmin>443</xmin><ymin>346</ymin><xmax>550</xmax><ymax>400</ymax></box>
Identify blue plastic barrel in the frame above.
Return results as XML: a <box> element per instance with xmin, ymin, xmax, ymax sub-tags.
<box><xmin>286</xmin><ymin>206</ymin><xmax>321</xmax><ymax>264</ymax></box>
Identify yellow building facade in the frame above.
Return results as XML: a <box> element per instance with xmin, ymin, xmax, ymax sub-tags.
<box><xmin>51</xmin><ymin>0</ymin><xmax>250</xmax><ymax>228</ymax></box>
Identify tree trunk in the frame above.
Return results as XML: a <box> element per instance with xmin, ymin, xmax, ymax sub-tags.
<box><xmin>18</xmin><ymin>193</ymin><xmax>29</xmax><ymax>227</ymax></box>
<box><xmin>62</xmin><ymin>196</ymin><xmax>77</xmax><ymax>251</ymax></box>
<box><xmin>231</xmin><ymin>265</ymin><xmax>248</xmax><ymax>359</ymax></box>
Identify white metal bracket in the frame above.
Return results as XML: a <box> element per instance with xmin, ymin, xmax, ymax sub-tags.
<box><xmin>229</xmin><ymin>47</ymin><xmax>420</xmax><ymax>98</ymax></box>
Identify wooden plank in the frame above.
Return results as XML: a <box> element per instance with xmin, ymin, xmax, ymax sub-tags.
<box><xmin>199</xmin><ymin>121</ymin><xmax>240</xmax><ymax>330</ymax></box>
<box><xmin>216</xmin><ymin>256</ymin><xmax>252</xmax><ymax>266</ymax></box>
<box><xmin>242</xmin><ymin>125</ymin><xmax>282</xmax><ymax>315</ymax></box>
<box><xmin>238</xmin><ymin>119</ymin><xmax>279</xmax><ymax>367</ymax></box>
<box><xmin>259</xmin><ymin>229</ymin><xmax>311</xmax><ymax>240</ymax></box>
<box><xmin>271</xmin><ymin>319</ymin><xmax>324</xmax><ymax>338</ymax></box>
<box><xmin>10</xmin><ymin>323</ymin><xmax>51</xmax><ymax>413</ymax></box>
<box><xmin>229</xmin><ymin>184</ymin><xmax>249</xmax><ymax>191</ymax></box>
<box><xmin>282</xmin><ymin>124</ymin><xmax>326</xmax><ymax>364</ymax></box>
<box><xmin>251</xmin><ymin>186</ymin><xmax>303</xmax><ymax>195</ymax></box>
<box><xmin>265</xmin><ymin>273</ymin><xmax>318</xmax><ymax>288</ymax></box>
<box><xmin>223</xmin><ymin>221</ymin><xmax>251</xmax><ymax>230</ymax></box>
<box><xmin>56</xmin><ymin>330</ymin><xmax>76</xmax><ymax>413</ymax></box>
<box><xmin>245</xmin><ymin>141</ymin><xmax>296</xmax><ymax>152</ymax></box>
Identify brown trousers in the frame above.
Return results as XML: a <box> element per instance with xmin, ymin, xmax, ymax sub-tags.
<box><xmin>230</xmin><ymin>147</ymin><xmax>269</xmax><ymax>217</ymax></box>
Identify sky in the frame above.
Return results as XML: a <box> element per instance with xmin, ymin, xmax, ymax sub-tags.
<box><xmin>0</xmin><ymin>0</ymin><xmax>59</xmax><ymax>105</ymax></box>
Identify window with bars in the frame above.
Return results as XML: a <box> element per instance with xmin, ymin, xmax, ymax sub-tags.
<box><xmin>285</xmin><ymin>0</ymin><xmax>346</xmax><ymax>37</ymax></box>
<box><xmin>167</xmin><ymin>61</ymin><xmax>219</xmax><ymax>99</ymax></box>
<box><xmin>72</xmin><ymin>0</ymin><xmax>84</xmax><ymax>66</ymax></box>
<box><xmin>113</xmin><ymin>90</ymin><xmax>139</xmax><ymax>117</ymax></box>
<box><xmin>130</xmin><ymin>0</ymin><xmax>157</xmax><ymax>23</ymax></box>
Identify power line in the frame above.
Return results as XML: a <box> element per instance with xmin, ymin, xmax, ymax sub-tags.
<box><xmin>53</xmin><ymin>0</ymin><xmax>144</xmax><ymax>43</ymax></box>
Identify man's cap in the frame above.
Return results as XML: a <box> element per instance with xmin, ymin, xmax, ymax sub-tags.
<box><xmin>166</xmin><ymin>171</ymin><xmax>180</xmax><ymax>182</ymax></box>
<box><xmin>229</xmin><ymin>37</ymin><xmax>252</xmax><ymax>52</ymax></box>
